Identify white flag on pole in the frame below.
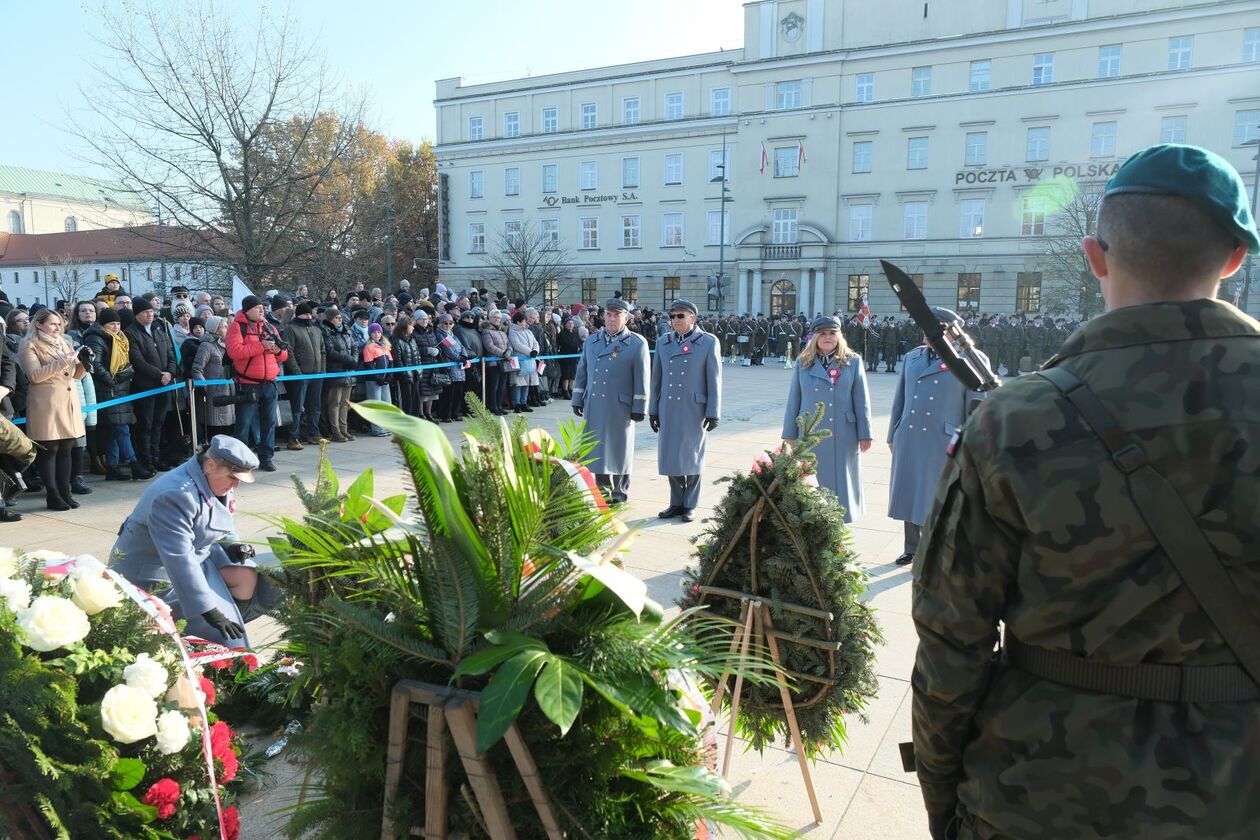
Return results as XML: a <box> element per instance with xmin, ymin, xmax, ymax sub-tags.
<box><xmin>230</xmin><ymin>276</ymin><xmax>255</xmax><ymax>313</ymax></box>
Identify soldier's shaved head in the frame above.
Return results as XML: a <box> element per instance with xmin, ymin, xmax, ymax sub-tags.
<box><xmin>1097</xmin><ymin>194</ymin><xmax>1239</xmax><ymax>292</ymax></box>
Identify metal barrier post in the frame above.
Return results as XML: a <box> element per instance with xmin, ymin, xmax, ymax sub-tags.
<box><xmin>480</xmin><ymin>358</ymin><xmax>487</xmax><ymax>405</ymax></box>
<box><xmin>187</xmin><ymin>380</ymin><xmax>200</xmax><ymax>452</ymax></box>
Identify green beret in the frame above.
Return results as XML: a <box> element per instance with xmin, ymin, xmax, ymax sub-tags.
<box><xmin>1105</xmin><ymin>144</ymin><xmax>1259</xmax><ymax>254</ymax></box>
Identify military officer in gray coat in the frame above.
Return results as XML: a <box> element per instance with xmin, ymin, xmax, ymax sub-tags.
<box><xmin>572</xmin><ymin>298</ymin><xmax>650</xmax><ymax>503</ymax></box>
<box><xmin>781</xmin><ymin>315</ymin><xmax>873</xmax><ymax>523</ymax></box>
<box><xmin>109</xmin><ymin>436</ymin><xmax>262</xmax><ymax>647</ymax></box>
<box><xmin>887</xmin><ymin>307</ymin><xmax>989</xmax><ymax>565</ymax></box>
<box><xmin>649</xmin><ymin>299</ymin><xmax>721</xmax><ymax>523</ymax></box>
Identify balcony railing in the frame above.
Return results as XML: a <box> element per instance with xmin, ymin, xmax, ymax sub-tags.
<box><xmin>761</xmin><ymin>244</ymin><xmax>800</xmax><ymax>260</ymax></box>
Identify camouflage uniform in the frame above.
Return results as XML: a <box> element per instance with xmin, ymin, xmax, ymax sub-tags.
<box><xmin>912</xmin><ymin>299</ymin><xmax>1260</xmax><ymax>839</ymax></box>
<box><xmin>879</xmin><ymin>320</ymin><xmax>900</xmax><ymax>372</ymax></box>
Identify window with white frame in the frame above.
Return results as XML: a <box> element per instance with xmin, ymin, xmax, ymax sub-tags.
<box><xmin>1026</xmin><ymin>126</ymin><xmax>1050</xmax><ymax>162</ymax></box>
<box><xmin>542</xmin><ymin>164</ymin><xmax>558</xmax><ymax>194</ymax></box>
<box><xmin>469</xmin><ymin>170</ymin><xmax>484</xmax><ymax>198</ymax></box>
<box><xmin>468</xmin><ymin>115</ymin><xmax>484</xmax><ymax>140</ymax></box>
<box><xmin>622</xmin><ymin>157</ymin><xmax>640</xmax><ymax>188</ymax></box>
<box><xmin>541</xmin><ymin>107</ymin><xmax>558</xmax><ymax>133</ymax></box>
<box><xmin>964</xmin><ymin>131</ymin><xmax>987</xmax><ymax>166</ymax></box>
<box><xmin>1168</xmin><ymin>37</ymin><xmax>1193</xmax><ymax>70</ymax></box>
<box><xmin>969</xmin><ymin>60</ymin><xmax>991</xmax><ymax>92</ymax></box>
<box><xmin>503</xmin><ymin>112</ymin><xmax>519</xmax><ymax>138</ymax></box>
<box><xmin>849</xmin><ymin>205</ymin><xmax>873</xmax><ymax>241</ymax></box>
<box><xmin>540</xmin><ymin>219</ymin><xmax>560</xmax><ymax>250</ymax></box>
<box><xmin>852</xmin><ymin>141</ymin><xmax>873</xmax><ymax>173</ymax></box>
<box><xmin>579</xmin><ymin>160</ymin><xmax>597</xmax><ymax>191</ymax></box>
<box><xmin>1090</xmin><ymin>121</ymin><xmax>1117</xmax><ymax>158</ymax></box>
<box><xmin>772</xmin><ymin>208</ymin><xmax>797</xmax><ymax>244</ymax></box>
<box><xmin>622</xmin><ymin>97</ymin><xmax>640</xmax><ymax>125</ymax></box>
<box><xmin>579</xmin><ymin>217</ymin><xmax>599</xmax><ymax>249</ymax></box>
<box><xmin>1235</xmin><ymin>110</ymin><xmax>1260</xmax><ymax>146</ymax></box>
<box><xmin>1032</xmin><ymin>53</ymin><xmax>1054</xmax><ymax>86</ymax></box>
<box><xmin>664</xmin><ymin>153</ymin><xmax>683</xmax><ymax>185</ymax></box>
<box><xmin>911</xmin><ymin>66</ymin><xmax>932</xmax><ymax>97</ymax></box>
<box><xmin>903</xmin><ymin>202</ymin><xmax>927</xmax><ymax>240</ymax></box>
<box><xmin>580</xmin><ymin>103</ymin><xmax>597</xmax><ymax>129</ymax></box>
<box><xmin>710</xmin><ymin>87</ymin><xmax>731</xmax><ymax>115</ymax></box>
<box><xmin>504</xmin><ymin>167</ymin><xmax>520</xmax><ymax>196</ymax></box>
<box><xmin>855</xmin><ymin>73</ymin><xmax>874</xmax><ymax>103</ymax></box>
<box><xmin>906</xmin><ymin>136</ymin><xmax>928</xmax><ymax>170</ymax></box>
<box><xmin>707</xmin><ymin>209</ymin><xmax>731</xmax><ymax>245</ymax></box>
<box><xmin>1098</xmin><ymin>45</ymin><xmax>1121</xmax><ymax>78</ymax></box>
<box><xmin>468</xmin><ymin>222</ymin><xmax>486</xmax><ymax>253</ymax></box>
<box><xmin>1021</xmin><ymin>195</ymin><xmax>1048</xmax><ymax>236</ymax></box>
<box><xmin>775</xmin><ymin>80</ymin><xmax>802</xmax><ymax>109</ymax></box>
<box><xmin>504</xmin><ymin>220</ymin><xmax>523</xmax><ymax>249</ymax></box>
<box><xmin>959</xmin><ymin>199</ymin><xmax>985</xmax><ymax>238</ymax></box>
<box><xmin>621</xmin><ymin>214</ymin><xmax>641</xmax><ymax>248</ymax></box>
<box><xmin>661</xmin><ymin>213</ymin><xmax>684</xmax><ymax>247</ymax></box>
<box><xmin>1246</xmin><ymin>28</ymin><xmax>1260</xmax><ymax>62</ymax></box>
<box><xmin>774</xmin><ymin>146</ymin><xmax>800</xmax><ymax>178</ymax></box>
<box><xmin>708</xmin><ymin>149</ymin><xmax>729</xmax><ymax>182</ymax></box>
<box><xmin>1161</xmin><ymin>115</ymin><xmax>1187</xmax><ymax>144</ymax></box>
<box><xmin>63</xmin><ymin>216</ymin><xmax>78</xmax><ymax>232</ymax></box>
<box><xmin>664</xmin><ymin>92</ymin><xmax>683</xmax><ymax>120</ymax></box>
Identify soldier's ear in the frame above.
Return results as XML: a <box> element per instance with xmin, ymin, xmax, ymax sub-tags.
<box><xmin>1082</xmin><ymin>236</ymin><xmax>1109</xmax><ymax>280</ymax></box>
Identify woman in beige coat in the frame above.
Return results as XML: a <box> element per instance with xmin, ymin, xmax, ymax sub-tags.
<box><xmin>18</xmin><ymin>308</ymin><xmax>88</xmax><ymax>510</ymax></box>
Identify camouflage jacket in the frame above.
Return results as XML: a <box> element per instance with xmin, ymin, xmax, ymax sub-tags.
<box><xmin>912</xmin><ymin>299</ymin><xmax>1260</xmax><ymax>839</ymax></box>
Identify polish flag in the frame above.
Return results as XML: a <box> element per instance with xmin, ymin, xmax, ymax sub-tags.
<box><xmin>759</xmin><ymin>142</ymin><xmax>768</xmax><ymax>174</ymax></box>
<box><xmin>797</xmin><ymin>141</ymin><xmax>806</xmax><ymax>168</ymax></box>
<box><xmin>858</xmin><ymin>296</ymin><xmax>872</xmax><ymax>329</ymax></box>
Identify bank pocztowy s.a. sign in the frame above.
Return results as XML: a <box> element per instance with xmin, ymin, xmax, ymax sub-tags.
<box><xmin>542</xmin><ymin>192</ymin><xmax>639</xmax><ymax>207</ymax></box>
<box><xmin>954</xmin><ymin>161</ymin><xmax>1122</xmax><ymax>185</ymax></box>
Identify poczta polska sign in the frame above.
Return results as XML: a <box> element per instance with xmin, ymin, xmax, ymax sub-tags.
<box><xmin>954</xmin><ymin>161</ymin><xmax>1122</xmax><ymax>185</ymax></box>
<box><xmin>542</xmin><ymin>192</ymin><xmax>639</xmax><ymax>207</ymax></box>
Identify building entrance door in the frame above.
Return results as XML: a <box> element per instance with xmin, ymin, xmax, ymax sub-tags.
<box><xmin>769</xmin><ymin>279</ymin><xmax>797</xmax><ymax>315</ymax></box>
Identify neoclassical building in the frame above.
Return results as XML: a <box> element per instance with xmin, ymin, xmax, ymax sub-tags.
<box><xmin>433</xmin><ymin>0</ymin><xmax>1260</xmax><ymax>316</ymax></box>
<box><xmin>1</xmin><ymin>165</ymin><xmax>152</xmax><ymax>236</ymax></box>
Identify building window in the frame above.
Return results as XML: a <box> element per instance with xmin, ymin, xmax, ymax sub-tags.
<box><xmin>468</xmin><ymin>222</ymin><xmax>486</xmax><ymax>254</ymax></box>
<box><xmin>903</xmin><ymin>202</ymin><xmax>927</xmax><ymax>240</ymax></box>
<box><xmin>1032</xmin><ymin>53</ymin><xmax>1055</xmax><ymax>86</ymax></box>
<box><xmin>580</xmin><ymin>103</ymin><xmax>597</xmax><ymax>129</ymax></box>
<box><xmin>540</xmin><ymin>219</ymin><xmax>560</xmax><ymax>250</ymax></box>
<box><xmin>504</xmin><ymin>220</ymin><xmax>523</xmax><ymax>249</ymax></box>
<box><xmin>1090</xmin><ymin>121</ymin><xmax>1117</xmax><ymax>158</ymax></box>
<box><xmin>1026</xmin><ymin>126</ymin><xmax>1050</xmax><ymax>162</ymax></box>
<box><xmin>469</xmin><ymin>170</ymin><xmax>484</xmax><ymax>199</ymax></box>
<box><xmin>542</xmin><ymin>163</ymin><xmax>558</xmax><ymax>194</ymax></box>
<box><xmin>711</xmin><ymin>87</ymin><xmax>731</xmax><ymax>115</ymax></box>
<box><xmin>580</xmin><ymin>160</ymin><xmax>597</xmax><ymax>191</ymax></box>
<box><xmin>707</xmin><ymin>209</ymin><xmax>731</xmax><ymax>245</ymax></box>
<box><xmin>849</xmin><ymin>205</ymin><xmax>873</xmax><ymax>242</ymax></box>
<box><xmin>969</xmin><ymin>60</ymin><xmax>991</xmax><ymax>92</ymax></box>
<box><xmin>1233</xmin><ymin>110</ymin><xmax>1260</xmax><ymax>146</ymax></box>
<box><xmin>1098</xmin><ymin>45</ymin><xmax>1121</xmax><ymax>78</ymax></box>
<box><xmin>897</xmin><ymin>274</ymin><xmax>925</xmax><ymax>312</ymax></box>
<box><xmin>1021</xmin><ymin>195</ymin><xmax>1048</xmax><ymax>236</ymax></box>
<box><xmin>957</xmin><ymin>273</ymin><xmax>981</xmax><ymax>311</ymax></box>
<box><xmin>579</xmin><ymin>217</ymin><xmax>599</xmax><ymax>249</ymax></box>
<box><xmin>542</xmin><ymin>278</ymin><xmax>559</xmax><ymax>305</ymax></box>
<box><xmin>911</xmin><ymin>66</ymin><xmax>932</xmax><ymax>97</ymax></box>
<box><xmin>773</xmin><ymin>146</ymin><xmax>800</xmax><ymax>178</ymax></box>
<box><xmin>964</xmin><ymin>131</ymin><xmax>987</xmax><ymax>166</ymax></box>
<box><xmin>7</xmin><ymin>210</ymin><xmax>22</xmax><ymax>234</ymax></box>
<box><xmin>1016</xmin><ymin>272</ymin><xmax>1042</xmax><ymax>312</ymax></box>
<box><xmin>620</xmin><ymin>277</ymin><xmax>637</xmax><ymax>302</ymax></box>
<box><xmin>582</xmin><ymin>278</ymin><xmax>598</xmax><ymax>306</ymax></box>
<box><xmin>665</xmin><ymin>275</ymin><xmax>681</xmax><ymax>294</ymax></box>
<box><xmin>664</xmin><ymin>92</ymin><xmax>684</xmax><ymax>120</ymax></box>
<box><xmin>775</xmin><ymin>80</ymin><xmax>802</xmax><ymax>109</ymax></box>
<box><xmin>503</xmin><ymin>112</ymin><xmax>520</xmax><ymax>138</ymax></box>
<box><xmin>63</xmin><ymin>216</ymin><xmax>78</xmax><ymax>232</ymax></box>
<box><xmin>661</xmin><ymin>212</ymin><xmax>684</xmax><ymax>247</ymax></box>
<box><xmin>906</xmin><ymin>136</ymin><xmax>928</xmax><ymax>170</ymax></box>
<box><xmin>664</xmin><ymin>153</ymin><xmax>683</xmax><ymax>185</ymax></box>
<box><xmin>852</xmin><ymin>141</ymin><xmax>873</xmax><ymax>173</ymax></box>
<box><xmin>541</xmin><ymin>107</ymin><xmax>558</xmax><ymax>133</ymax></box>
<box><xmin>959</xmin><ymin>199</ymin><xmax>985</xmax><ymax>238</ymax></box>
<box><xmin>855</xmin><ymin>73</ymin><xmax>874</xmax><ymax>103</ymax></box>
<box><xmin>1245</xmin><ymin>28</ymin><xmax>1260</xmax><ymax>63</ymax></box>
<box><xmin>622</xmin><ymin>157</ymin><xmax>640</xmax><ymax>189</ymax></box>
<box><xmin>708</xmin><ymin>149</ymin><xmax>729</xmax><ymax>182</ymax></box>
<box><xmin>1168</xmin><ymin>36</ymin><xmax>1193</xmax><ymax>70</ymax></box>
<box><xmin>772</xmin><ymin>208</ymin><xmax>797</xmax><ymax>244</ymax></box>
<box><xmin>847</xmin><ymin>274</ymin><xmax>870</xmax><ymax>312</ymax></box>
<box><xmin>468</xmin><ymin>116</ymin><xmax>484</xmax><ymax>140</ymax></box>
<box><xmin>621</xmin><ymin>214</ymin><xmax>641</xmax><ymax>248</ymax></box>
<box><xmin>622</xmin><ymin>97</ymin><xmax>640</xmax><ymax>125</ymax></box>
<box><xmin>1161</xmin><ymin>115</ymin><xmax>1187</xmax><ymax>144</ymax></box>
<box><xmin>504</xmin><ymin>167</ymin><xmax>520</xmax><ymax>196</ymax></box>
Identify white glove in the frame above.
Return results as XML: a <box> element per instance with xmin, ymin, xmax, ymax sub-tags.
<box><xmin>426</xmin><ymin>347</ymin><xmax>439</xmax><ymax>357</ymax></box>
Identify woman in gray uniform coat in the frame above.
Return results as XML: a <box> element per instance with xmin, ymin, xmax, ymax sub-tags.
<box><xmin>781</xmin><ymin>315</ymin><xmax>873</xmax><ymax>523</ymax></box>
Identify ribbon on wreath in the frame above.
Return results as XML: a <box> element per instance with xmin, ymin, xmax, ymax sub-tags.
<box><xmin>520</xmin><ymin>429</ymin><xmax>625</xmax><ymax>531</ymax></box>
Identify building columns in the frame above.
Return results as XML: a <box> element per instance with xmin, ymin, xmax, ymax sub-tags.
<box><xmin>814</xmin><ymin>270</ymin><xmax>826</xmax><ymax>316</ymax></box>
<box><xmin>736</xmin><ymin>271</ymin><xmax>749</xmax><ymax>315</ymax></box>
<box><xmin>798</xmin><ymin>269</ymin><xmax>811</xmax><ymax>317</ymax></box>
<box><xmin>750</xmin><ymin>269</ymin><xmax>762</xmax><ymax>315</ymax></box>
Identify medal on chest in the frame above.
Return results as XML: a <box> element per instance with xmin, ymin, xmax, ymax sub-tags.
<box><xmin>681</xmin><ymin>343</ymin><xmax>691</xmax><ymax>354</ymax></box>
<box><xmin>827</xmin><ymin>366</ymin><xmax>840</xmax><ymax>385</ymax></box>
<box><xmin>228</xmin><ymin>496</ymin><xmax>237</xmax><ymax>514</ymax></box>
<box><xmin>939</xmin><ymin>362</ymin><xmax>948</xmax><ymax>372</ymax></box>
<box><xmin>611</xmin><ymin>346</ymin><xmax>620</xmax><ymax>359</ymax></box>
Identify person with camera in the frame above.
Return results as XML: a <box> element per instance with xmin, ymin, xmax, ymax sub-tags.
<box><xmin>110</xmin><ymin>435</ymin><xmax>267</xmax><ymax>648</ymax></box>
<box><xmin>124</xmin><ymin>297</ymin><xmax>177</xmax><ymax>474</ymax></box>
<box><xmin>226</xmin><ymin>295</ymin><xmax>288</xmax><ymax>472</ymax></box>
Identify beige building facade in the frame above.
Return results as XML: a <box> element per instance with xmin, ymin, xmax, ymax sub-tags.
<box><xmin>1</xmin><ymin>165</ymin><xmax>152</xmax><ymax>237</ymax></box>
<box><xmin>434</xmin><ymin>0</ymin><xmax>1260</xmax><ymax>317</ymax></box>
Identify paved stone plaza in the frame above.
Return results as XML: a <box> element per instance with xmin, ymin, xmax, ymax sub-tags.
<box><xmin>8</xmin><ymin>362</ymin><xmax>929</xmax><ymax>838</ymax></box>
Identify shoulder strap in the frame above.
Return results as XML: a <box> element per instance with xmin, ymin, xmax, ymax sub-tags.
<box><xmin>1038</xmin><ymin>366</ymin><xmax>1260</xmax><ymax>689</ymax></box>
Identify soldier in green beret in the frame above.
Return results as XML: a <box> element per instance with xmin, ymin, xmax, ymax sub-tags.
<box><xmin>911</xmin><ymin>144</ymin><xmax>1260</xmax><ymax>839</ymax></box>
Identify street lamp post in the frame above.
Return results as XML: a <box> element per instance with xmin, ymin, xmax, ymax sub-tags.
<box><xmin>715</xmin><ymin>130</ymin><xmax>732</xmax><ymax>313</ymax></box>
<box><xmin>1241</xmin><ymin>138</ymin><xmax>1260</xmax><ymax>313</ymax></box>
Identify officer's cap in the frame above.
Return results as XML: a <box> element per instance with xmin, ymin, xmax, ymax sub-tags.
<box><xmin>1105</xmin><ymin>143</ymin><xmax>1259</xmax><ymax>254</ymax></box>
<box><xmin>604</xmin><ymin>298</ymin><xmax>631</xmax><ymax>314</ymax></box>
<box><xmin>206</xmin><ymin>435</ymin><xmax>258</xmax><ymax>482</ymax></box>
<box><xmin>811</xmin><ymin>315</ymin><xmax>842</xmax><ymax>332</ymax></box>
<box><xmin>668</xmin><ymin>299</ymin><xmax>698</xmax><ymax>315</ymax></box>
<box><xmin>930</xmin><ymin>306</ymin><xmax>961</xmax><ymax>326</ymax></box>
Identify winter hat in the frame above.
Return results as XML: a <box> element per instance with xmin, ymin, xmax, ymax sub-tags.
<box><xmin>98</xmin><ymin>308</ymin><xmax>121</xmax><ymax>325</ymax></box>
<box><xmin>203</xmin><ymin>315</ymin><xmax>225</xmax><ymax>334</ymax></box>
<box><xmin>240</xmin><ymin>295</ymin><xmax>262</xmax><ymax>313</ymax></box>
<box><xmin>369</xmin><ymin>323</ymin><xmax>383</xmax><ymax>334</ymax></box>
<box><xmin>295</xmin><ymin>300</ymin><xmax>315</xmax><ymax>317</ymax></box>
<box><xmin>132</xmin><ymin>297</ymin><xmax>155</xmax><ymax>314</ymax></box>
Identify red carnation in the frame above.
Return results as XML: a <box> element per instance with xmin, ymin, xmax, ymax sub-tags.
<box><xmin>198</xmin><ymin>676</ymin><xmax>217</xmax><ymax>706</ymax></box>
<box><xmin>207</xmin><ymin>658</ymin><xmax>230</xmax><ymax>671</ymax></box>
<box><xmin>141</xmin><ymin>778</ymin><xmax>181</xmax><ymax>820</ymax></box>
<box><xmin>218</xmin><ymin>748</ymin><xmax>239</xmax><ymax>783</ymax></box>
<box><xmin>241</xmin><ymin>654</ymin><xmax>259</xmax><ymax>672</ymax></box>
<box><xmin>223</xmin><ymin>804</ymin><xmax>240</xmax><ymax>840</ymax></box>
<box><xmin>209</xmin><ymin>721</ymin><xmax>233</xmax><ymax>760</ymax></box>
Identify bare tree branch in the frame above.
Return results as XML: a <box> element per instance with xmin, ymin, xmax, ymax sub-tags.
<box><xmin>480</xmin><ymin>221</ymin><xmax>573</xmax><ymax>305</ymax></box>
<box><xmin>1039</xmin><ymin>179</ymin><xmax>1105</xmax><ymax>316</ymax></box>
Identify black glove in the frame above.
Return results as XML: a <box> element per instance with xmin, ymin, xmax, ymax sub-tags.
<box><xmin>201</xmin><ymin>608</ymin><xmax>245</xmax><ymax>639</ymax></box>
<box><xmin>703</xmin><ymin>417</ymin><xmax>719</xmax><ymax>432</ymax></box>
<box><xmin>572</xmin><ymin>405</ymin><xmax>583</xmax><ymax>417</ymax></box>
<box><xmin>529</xmin><ymin>350</ymin><xmax>538</xmax><ymax>358</ymax></box>
<box><xmin>649</xmin><ymin>415</ymin><xmax>660</xmax><ymax>433</ymax></box>
<box><xmin>630</xmin><ymin>413</ymin><xmax>645</xmax><ymax>422</ymax></box>
<box><xmin>224</xmin><ymin>543</ymin><xmax>256</xmax><ymax>564</ymax></box>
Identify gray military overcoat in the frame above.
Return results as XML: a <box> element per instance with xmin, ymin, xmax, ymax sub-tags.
<box><xmin>572</xmin><ymin>328</ymin><xmax>650</xmax><ymax>475</ymax></box>
<box><xmin>781</xmin><ymin>354</ymin><xmax>872</xmax><ymax>523</ymax></box>
<box><xmin>649</xmin><ymin>328</ymin><xmax>721</xmax><ymax>476</ymax></box>
<box><xmin>887</xmin><ymin>345</ymin><xmax>988</xmax><ymax>526</ymax></box>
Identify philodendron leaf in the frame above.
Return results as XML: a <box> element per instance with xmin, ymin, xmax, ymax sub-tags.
<box><xmin>341</xmin><ymin>468</ymin><xmax>376</xmax><ymax>522</ymax></box>
<box><xmin>534</xmin><ymin>656</ymin><xmax>583</xmax><ymax>735</ymax></box>
<box><xmin>110</xmin><ymin>757</ymin><xmax>146</xmax><ymax>791</ymax></box>
<box><xmin>568</xmin><ymin>551</ymin><xmax>647</xmax><ymax>618</ymax></box>
<box><xmin>454</xmin><ymin>633</ymin><xmax>547</xmax><ymax>678</ymax></box>
<box><xmin>475</xmin><ymin>649</ymin><xmax>546</xmax><ymax>754</ymax></box>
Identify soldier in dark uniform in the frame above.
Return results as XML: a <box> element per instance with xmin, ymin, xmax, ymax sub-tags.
<box><xmin>750</xmin><ymin>314</ymin><xmax>769</xmax><ymax>365</ymax></box>
<box><xmin>862</xmin><ymin>319</ymin><xmax>880</xmax><ymax>371</ymax></box>
<box><xmin>911</xmin><ymin>144</ymin><xmax>1260</xmax><ymax>839</ymax></box>
<box><xmin>1003</xmin><ymin>315</ymin><xmax>1024</xmax><ymax>376</ymax></box>
<box><xmin>880</xmin><ymin>317</ymin><xmax>900</xmax><ymax>373</ymax></box>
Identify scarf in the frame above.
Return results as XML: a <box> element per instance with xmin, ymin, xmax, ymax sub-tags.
<box><xmin>105</xmin><ymin>329</ymin><xmax>131</xmax><ymax>375</ymax></box>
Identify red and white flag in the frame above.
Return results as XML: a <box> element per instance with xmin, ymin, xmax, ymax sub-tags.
<box><xmin>858</xmin><ymin>296</ymin><xmax>872</xmax><ymax>329</ymax></box>
<box><xmin>797</xmin><ymin>141</ymin><xmax>806</xmax><ymax>168</ymax></box>
<box><xmin>759</xmin><ymin>142</ymin><xmax>768</xmax><ymax>174</ymax></box>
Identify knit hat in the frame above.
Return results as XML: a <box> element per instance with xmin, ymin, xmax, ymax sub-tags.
<box><xmin>295</xmin><ymin>300</ymin><xmax>315</xmax><ymax>317</ymax></box>
<box><xmin>204</xmin><ymin>315</ymin><xmax>225</xmax><ymax>334</ymax></box>
<box><xmin>240</xmin><ymin>295</ymin><xmax>262</xmax><ymax>313</ymax></box>
<box><xmin>98</xmin><ymin>308</ymin><xmax>121</xmax><ymax>325</ymax></box>
<box><xmin>369</xmin><ymin>322</ymin><xmax>383</xmax><ymax>334</ymax></box>
<box><xmin>132</xmin><ymin>297</ymin><xmax>155</xmax><ymax>314</ymax></box>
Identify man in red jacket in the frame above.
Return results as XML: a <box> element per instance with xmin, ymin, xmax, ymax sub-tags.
<box><xmin>225</xmin><ymin>295</ymin><xmax>288</xmax><ymax>471</ymax></box>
